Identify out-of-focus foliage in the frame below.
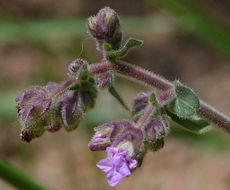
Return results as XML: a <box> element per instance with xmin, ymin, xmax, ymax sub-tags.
<box><xmin>148</xmin><ymin>0</ymin><xmax>230</xmax><ymax>57</ymax></box>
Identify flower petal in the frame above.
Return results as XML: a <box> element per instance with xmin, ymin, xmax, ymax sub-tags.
<box><xmin>96</xmin><ymin>158</ymin><xmax>113</xmax><ymax>173</ymax></box>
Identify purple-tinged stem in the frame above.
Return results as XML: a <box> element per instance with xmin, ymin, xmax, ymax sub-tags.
<box><xmin>197</xmin><ymin>101</ymin><xmax>230</xmax><ymax>133</ymax></box>
<box><xmin>47</xmin><ymin>78</ymin><xmax>75</xmax><ymax>99</ymax></box>
<box><xmin>90</xmin><ymin>60</ymin><xmax>230</xmax><ymax>133</ymax></box>
<box><xmin>112</xmin><ymin>61</ymin><xmax>173</xmax><ymax>91</ymax></box>
<box><xmin>113</xmin><ymin>61</ymin><xmax>230</xmax><ymax>133</ymax></box>
<box><xmin>89</xmin><ymin>60</ymin><xmax>111</xmax><ymax>74</ymax></box>
<box><xmin>135</xmin><ymin>104</ymin><xmax>155</xmax><ymax>129</ymax></box>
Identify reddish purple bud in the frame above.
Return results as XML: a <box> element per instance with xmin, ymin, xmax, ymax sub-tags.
<box><xmin>131</xmin><ymin>92</ymin><xmax>149</xmax><ymax>122</ymax></box>
<box><xmin>88</xmin><ymin>120</ymin><xmax>133</xmax><ymax>151</ymax></box>
<box><xmin>55</xmin><ymin>90</ymin><xmax>84</xmax><ymax>131</ymax></box>
<box><xmin>68</xmin><ymin>58</ymin><xmax>88</xmax><ymax>79</ymax></box>
<box><xmin>112</xmin><ymin>126</ymin><xmax>143</xmax><ymax>159</ymax></box>
<box><xmin>15</xmin><ymin>86</ymin><xmax>52</xmax><ymax>142</ymax></box>
<box><xmin>87</xmin><ymin>7</ymin><xmax>122</xmax><ymax>50</ymax></box>
<box><xmin>96</xmin><ymin>73</ymin><xmax>111</xmax><ymax>88</ymax></box>
<box><xmin>145</xmin><ymin>119</ymin><xmax>169</xmax><ymax>142</ymax></box>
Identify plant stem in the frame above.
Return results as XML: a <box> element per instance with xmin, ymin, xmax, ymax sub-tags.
<box><xmin>0</xmin><ymin>159</ymin><xmax>47</xmax><ymax>190</ymax></box>
<box><xmin>89</xmin><ymin>60</ymin><xmax>230</xmax><ymax>133</ymax></box>
<box><xmin>197</xmin><ymin>101</ymin><xmax>230</xmax><ymax>133</ymax></box>
<box><xmin>47</xmin><ymin>78</ymin><xmax>75</xmax><ymax>98</ymax></box>
<box><xmin>89</xmin><ymin>60</ymin><xmax>111</xmax><ymax>74</ymax></box>
<box><xmin>135</xmin><ymin>104</ymin><xmax>155</xmax><ymax>129</ymax></box>
<box><xmin>113</xmin><ymin>61</ymin><xmax>172</xmax><ymax>91</ymax></box>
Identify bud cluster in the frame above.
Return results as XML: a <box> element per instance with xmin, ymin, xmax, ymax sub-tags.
<box><xmin>16</xmin><ymin>59</ymin><xmax>97</xmax><ymax>142</ymax></box>
<box><xmin>89</xmin><ymin>120</ymin><xmax>143</xmax><ymax>186</ymax></box>
<box><xmin>88</xmin><ymin>90</ymin><xmax>173</xmax><ymax>186</ymax></box>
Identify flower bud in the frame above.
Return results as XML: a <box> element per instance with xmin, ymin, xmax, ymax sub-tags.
<box><xmin>55</xmin><ymin>90</ymin><xmax>84</xmax><ymax>132</ymax></box>
<box><xmin>145</xmin><ymin>119</ymin><xmax>169</xmax><ymax>140</ymax></box>
<box><xmin>131</xmin><ymin>92</ymin><xmax>149</xmax><ymax>122</ymax></box>
<box><xmin>87</xmin><ymin>7</ymin><xmax>122</xmax><ymax>50</ymax></box>
<box><xmin>15</xmin><ymin>86</ymin><xmax>52</xmax><ymax>142</ymax></box>
<box><xmin>68</xmin><ymin>58</ymin><xmax>88</xmax><ymax>79</ymax></box>
<box><xmin>96</xmin><ymin>73</ymin><xmax>111</xmax><ymax>88</ymax></box>
<box><xmin>112</xmin><ymin>127</ymin><xmax>143</xmax><ymax>159</ymax></box>
<box><xmin>88</xmin><ymin>120</ymin><xmax>133</xmax><ymax>151</ymax></box>
<box><xmin>144</xmin><ymin>118</ymin><xmax>169</xmax><ymax>151</ymax></box>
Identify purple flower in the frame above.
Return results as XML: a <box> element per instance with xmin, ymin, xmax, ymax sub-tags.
<box><xmin>96</xmin><ymin>147</ymin><xmax>137</xmax><ymax>186</ymax></box>
<box><xmin>88</xmin><ymin>120</ymin><xmax>133</xmax><ymax>151</ymax></box>
<box><xmin>90</xmin><ymin>120</ymin><xmax>145</xmax><ymax>186</ymax></box>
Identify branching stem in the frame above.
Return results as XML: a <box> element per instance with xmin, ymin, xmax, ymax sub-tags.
<box><xmin>89</xmin><ymin>60</ymin><xmax>230</xmax><ymax>134</ymax></box>
<box><xmin>135</xmin><ymin>104</ymin><xmax>155</xmax><ymax>129</ymax></box>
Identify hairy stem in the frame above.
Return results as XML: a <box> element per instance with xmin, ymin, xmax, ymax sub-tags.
<box><xmin>89</xmin><ymin>60</ymin><xmax>111</xmax><ymax>74</ymax></box>
<box><xmin>135</xmin><ymin>104</ymin><xmax>155</xmax><ymax>129</ymax></box>
<box><xmin>197</xmin><ymin>101</ymin><xmax>230</xmax><ymax>133</ymax></box>
<box><xmin>89</xmin><ymin>60</ymin><xmax>230</xmax><ymax>133</ymax></box>
<box><xmin>0</xmin><ymin>159</ymin><xmax>47</xmax><ymax>190</ymax></box>
<box><xmin>47</xmin><ymin>78</ymin><xmax>75</xmax><ymax>98</ymax></box>
<box><xmin>113</xmin><ymin>61</ymin><xmax>230</xmax><ymax>133</ymax></box>
<box><xmin>112</xmin><ymin>60</ymin><xmax>173</xmax><ymax>90</ymax></box>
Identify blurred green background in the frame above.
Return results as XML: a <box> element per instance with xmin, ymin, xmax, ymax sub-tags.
<box><xmin>1</xmin><ymin>0</ymin><xmax>230</xmax><ymax>189</ymax></box>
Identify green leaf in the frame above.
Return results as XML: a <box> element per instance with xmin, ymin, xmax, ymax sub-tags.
<box><xmin>108</xmin><ymin>84</ymin><xmax>129</xmax><ymax>111</ymax></box>
<box><xmin>167</xmin><ymin>82</ymin><xmax>199</xmax><ymax>118</ymax></box>
<box><xmin>106</xmin><ymin>38</ymin><xmax>143</xmax><ymax>60</ymax></box>
<box><xmin>166</xmin><ymin>110</ymin><xmax>212</xmax><ymax>134</ymax></box>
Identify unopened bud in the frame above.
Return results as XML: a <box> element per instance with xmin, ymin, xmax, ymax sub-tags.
<box><xmin>88</xmin><ymin>120</ymin><xmax>134</xmax><ymax>151</ymax></box>
<box><xmin>145</xmin><ymin>118</ymin><xmax>169</xmax><ymax>151</ymax></box>
<box><xmin>55</xmin><ymin>90</ymin><xmax>84</xmax><ymax>131</ymax></box>
<box><xmin>96</xmin><ymin>73</ymin><xmax>112</xmax><ymax>88</ymax></box>
<box><xmin>87</xmin><ymin>7</ymin><xmax>122</xmax><ymax>50</ymax></box>
<box><xmin>68</xmin><ymin>58</ymin><xmax>88</xmax><ymax>79</ymax></box>
<box><xmin>131</xmin><ymin>92</ymin><xmax>149</xmax><ymax>122</ymax></box>
<box><xmin>15</xmin><ymin>86</ymin><xmax>52</xmax><ymax>142</ymax></box>
<box><xmin>113</xmin><ymin>127</ymin><xmax>143</xmax><ymax>159</ymax></box>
